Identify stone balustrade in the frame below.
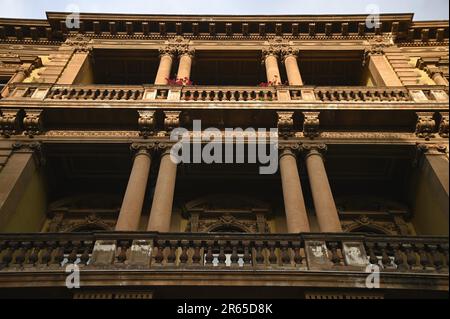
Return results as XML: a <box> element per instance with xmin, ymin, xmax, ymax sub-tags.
<box><xmin>180</xmin><ymin>86</ymin><xmax>278</xmax><ymax>102</ymax></box>
<box><xmin>0</xmin><ymin>232</ymin><xmax>447</xmax><ymax>274</ymax></box>
<box><xmin>2</xmin><ymin>83</ymin><xmax>448</xmax><ymax>104</ymax></box>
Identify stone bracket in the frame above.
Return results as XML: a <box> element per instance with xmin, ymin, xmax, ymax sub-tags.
<box><xmin>138</xmin><ymin>110</ymin><xmax>155</xmax><ymax>138</ymax></box>
<box><xmin>277</xmin><ymin>111</ymin><xmax>295</xmax><ymax>139</ymax></box>
<box><xmin>415</xmin><ymin>112</ymin><xmax>436</xmax><ymax>140</ymax></box>
<box><xmin>303</xmin><ymin>112</ymin><xmax>320</xmax><ymax>139</ymax></box>
<box><xmin>0</xmin><ymin>108</ymin><xmax>22</xmax><ymax>137</ymax></box>
<box><xmin>23</xmin><ymin>109</ymin><xmax>44</xmax><ymax>138</ymax></box>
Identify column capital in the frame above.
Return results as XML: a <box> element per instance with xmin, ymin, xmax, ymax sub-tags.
<box><xmin>12</xmin><ymin>141</ymin><xmax>44</xmax><ymax>166</ymax></box>
<box><xmin>159</xmin><ymin>46</ymin><xmax>177</xmax><ymax>59</ymax></box>
<box><xmin>278</xmin><ymin>143</ymin><xmax>301</xmax><ymax>159</ymax></box>
<box><xmin>280</xmin><ymin>46</ymin><xmax>299</xmax><ymax>63</ymax></box>
<box><xmin>416</xmin><ymin>143</ymin><xmax>448</xmax><ymax>156</ymax></box>
<box><xmin>179</xmin><ymin>47</ymin><xmax>195</xmax><ymax>58</ymax></box>
<box><xmin>262</xmin><ymin>47</ymin><xmax>280</xmax><ymax>61</ymax></box>
<box><xmin>301</xmin><ymin>143</ymin><xmax>328</xmax><ymax>159</ymax></box>
<box><xmin>130</xmin><ymin>142</ymin><xmax>174</xmax><ymax>158</ymax></box>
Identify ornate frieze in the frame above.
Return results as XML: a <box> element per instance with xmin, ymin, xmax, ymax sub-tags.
<box><xmin>302</xmin><ymin>112</ymin><xmax>320</xmax><ymax>139</ymax></box>
<box><xmin>415</xmin><ymin>112</ymin><xmax>436</xmax><ymax>140</ymax></box>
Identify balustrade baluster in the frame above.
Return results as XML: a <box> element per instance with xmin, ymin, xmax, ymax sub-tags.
<box><xmin>242</xmin><ymin>241</ymin><xmax>251</xmax><ymax>266</ymax></box>
<box><xmin>205</xmin><ymin>241</ymin><xmax>214</xmax><ymax>266</ymax></box>
<box><xmin>280</xmin><ymin>241</ymin><xmax>291</xmax><ymax>265</ymax></box>
<box><xmin>254</xmin><ymin>241</ymin><xmax>265</xmax><ymax>265</ymax></box>
<box><xmin>192</xmin><ymin>241</ymin><xmax>202</xmax><ymax>265</ymax></box>
<box><xmin>327</xmin><ymin>242</ymin><xmax>341</xmax><ymax>266</ymax></box>
<box><xmin>230</xmin><ymin>241</ymin><xmax>239</xmax><ymax>266</ymax></box>
<box><xmin>117</xmin><ymin>241</ymin><xmax>129</xmax><ymax>263</ymax></box>
<box><xmin>179</xmin><ymin>240</ymin><xmax>189</xmax><ymax>265</ymax></box>
<box><xmin>268</xmin><ymin>242</ymin><xmax>277</xmax><ymax>265</ymax></box>
<box><xmin>154</xmin><ymin>240</ymin><xmax>165</xmax><ymax>264</ymax></box>
<box><xmin>167</xmin><ymin>241</ymin><xmax>177</xmax><ymax>264</ymax></box>
<box><xmin>292</xmin><ymin>242</ymin><xmax>303</xmax><ymax>266</ymax></box>
<box><xmin>217</xmin><ymin>241</ymin><xmax>227</xmax><ymax>266</ymax></box>
<box><xmin>0</xmin><ymin>242</ymin><xmax>13</xmax><ymax>268</ymax></box>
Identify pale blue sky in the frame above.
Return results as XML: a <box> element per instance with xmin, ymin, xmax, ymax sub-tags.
<box><xmin>0</xmin><ymin>0</ymin><xmax>448</xmax><ymax>21</ymax></box>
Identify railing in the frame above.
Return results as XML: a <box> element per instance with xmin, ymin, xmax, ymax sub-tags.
<box><xmin>0</xmin><ymin>232</ymin><xmax>447</xmax><ymax>274</ymax></box>
<box><xmin>2</xmin><ymin>83</ymin><xmax>448</xmax><ymax>103</ymax></box>
<box><xmin>180</xmin><ymin>86</ymin><xmax>278</xmax><ymax>102</ymax></box>
<box><xmin>312</xmin><ymin>87</ymin><xmax>411</xmax><ymax>102</ymax></box>
<box><xmin>46</xmin><ymin>85</ymin><xmax>145</xmax><ymax>101</ymax></box>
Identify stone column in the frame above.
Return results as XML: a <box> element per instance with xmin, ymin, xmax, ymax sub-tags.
<box><xmin>432</xmin><ymin>72</ymin><xmax>449</xmax><ymax>86</ymax></box>
<box><xmin>10</xmin><ymin>69</ymin><xmax>28</xmax><ymax>84</ymax></box>
<box><xmin>282</xmin><ymin>49</ymin><xmax>303</xmax><ymax>85</ymax></box>
<box><xmin>366</xmin><ymin>52</ymin><xmax>402</xmax><ymax>87</ymax></box>
<box><xmin>279</xmin><ymin>146</ymin><xmax>311</xmax><ymax>233</ymax></box>
<box><xmin>154</xmin><ymin>48</ymin><xmax>175</xmax><ymax>85</ymax></box>
<box><xmin>147</xmin><ymin>147</ymin><xmax>178</xmax><ymax>232</ymax></box>
<box><xmin>303</xmin><ymin>144</ymin><xmax>342</xmax><ymax>232</ymax></box>
<box><xmin>115</xmin><ymin>144</ymin><xmax>152</xmax><ymax>231</ymax></box>
<box><xmin>176</xmin><ymin>49</ymin><xmax>194</xmax><ymax>81</ymax></box>
<box><xmin>0</xmin><ymin>143</ymin><xmax>41</xmax><ymax>230</ymax></box>
<box><xmin>262</xmin><ymin>49</ymin><xmax>282</xmax><ymax>85</ymax></box>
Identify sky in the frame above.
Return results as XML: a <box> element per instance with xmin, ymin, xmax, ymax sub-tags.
<box><xmin>0</xmin><ymin>0</ymin><xmax>448</xmax><ymax>21</ymax></box>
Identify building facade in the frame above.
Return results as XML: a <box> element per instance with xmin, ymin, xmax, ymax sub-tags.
<box><xmin>0</xmin><ymin>12</ymin><xmax>448</xmax><ymax>299</ymax></box>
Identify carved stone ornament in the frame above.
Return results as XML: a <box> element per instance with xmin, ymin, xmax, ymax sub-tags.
<box><xmin>277</xmin><ymin>111</ymin><xmax>294</xmax><ymax>138</ymax></box>
<box><xmin>262</xmin><ymin>37</ymin><xmax>295</xmax><ymax>62</ymax></box>
<box><xmin>12</xmin><ymin>142</ymin><xmax>44</xmax><ymax>166</ymax></box>
<box><xmin>163</xmin><ymin>110</ymin><xmax>181</xmax><ymax>133</ymax></box>
<box><xmin>303</xmin><ymin>112</ymin><xmax>320</xmax><ymax>139</ymax></box>
<box><xmin>64</xmin><ymin>35</ymin><xmax>93</xmax><ymax>52</ymax></box>
<box><xmin>23</xmin><ymin>109</ymin><xmax>43</xmax><ymax>138</ymax></box>
<box><xmin>137</xmin><ymin>110</ymin><xmax>155</xmax><ymax>138</ymax></box>
<box><xmin>415</xmin><ymin>112</ymin><xmax>436</xmax><ymax>140</ymax></box>
<box><xmin>0</xmin><ymin>109</ymin><xmax>21</xmax><ymax>137</ymax></box>
<box><xmin>164</xmin><ymin>36</ymin><xmax>194</xmax><ymax>57</ymax></box>
<box><xmin>438</xmin><ymin>112</ymin><xmax>449</xmax><ymax>138</ymax></box>
<box><xmin>301</xmin><ymin>143</ymin><xmax>328</xmax><ymax>157</ymax></box>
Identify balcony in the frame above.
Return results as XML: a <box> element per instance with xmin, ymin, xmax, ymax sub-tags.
<box><xmin>0</xmin><ymin>232</ymin><xmax>448</xmax><ymax>292</ymax></box>
<box><xmin>2</xmin><ymin>83</ymin><xmax>448</xmax><ymax>105</ymax></box>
